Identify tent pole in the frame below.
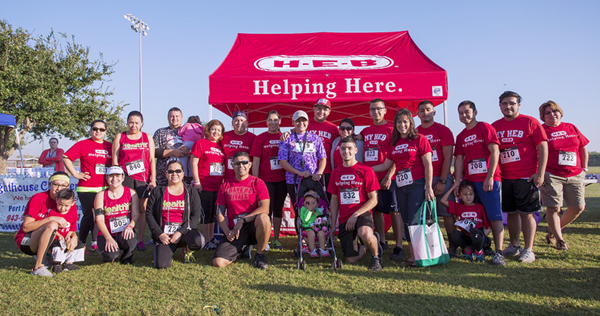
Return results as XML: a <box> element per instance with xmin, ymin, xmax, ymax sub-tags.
<box><xmin>14</xmin><ymin>129</ymin><xmax>25</xmax><ymax>168</ymax></box>
<box><xmin>209</xmin><ymin>105</ymin><xmax>213</xmax><ymax>121</ymax></box>
<box><xmin>443</xmin><ymin>101</ymin><xmax>448</xmax><ymax>126</ymax></box>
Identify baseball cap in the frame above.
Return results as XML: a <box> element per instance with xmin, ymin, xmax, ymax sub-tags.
<box><xmin>304</xmin><ymin>190</ymin><xmax>320</xmax><ymax>200</ymax></box>
<box><xmin>314</xmin><ymin>98</ymin><xmax>331</xmax><ymax>109</ymax></box>
<box><xmin>232</xmin><ymin>111</ymin><xmax>247</xmax><ymax>120</ymax></box>
<box><xmin>292</xmin><ymin>110</ymin><xmax>309</xmax><ymax>122</ymax></box>
<box><xmin>107</xmin><ymin>166</ymin><xmax>124</xmax><ymax>175</ymax></box>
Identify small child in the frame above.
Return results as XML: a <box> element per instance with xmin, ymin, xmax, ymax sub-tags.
<box><xmin>300</xmin><ymin>190</ymin><xmax>330</xmax><ymax>258</ymax></box>
<box><xmin>178</xmin><ymin>116</ymin><xmax>204</xmax><ymax>177</ymax></box>
<box><xmin>48</xmin><ymin>189</ymin><xmax>85</xmax><ymax>273</ymax></box>
<box><xmin>440</xmin><ymin>180</ymin><xmax>491</xmax><ymax>262</ymax></box>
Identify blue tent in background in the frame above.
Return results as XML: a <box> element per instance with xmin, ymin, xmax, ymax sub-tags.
<box><xmin>0</xmin><ymin>113</ymin><xmax>25</xmax><ymax>169</ymax></box>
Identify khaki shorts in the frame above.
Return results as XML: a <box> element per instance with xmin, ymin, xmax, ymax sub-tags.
<box><xmin>540</xmin><ymin>171</ymin><xmax>586</xmax><ymax>208</ymax></box>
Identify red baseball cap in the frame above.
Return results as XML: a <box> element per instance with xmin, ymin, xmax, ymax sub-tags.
<box><xmin>314</xmin><ymin>98</ymin><xmax>331</xmax><ymax>109</ymax></box>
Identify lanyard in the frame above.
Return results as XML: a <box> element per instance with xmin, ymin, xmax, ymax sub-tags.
<box><xmin>293</xmin><ymin>132</ymin><xmax>308</xmax><ymax>169</ymax></box>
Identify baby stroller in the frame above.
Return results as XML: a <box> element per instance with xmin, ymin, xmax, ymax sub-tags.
<box><xmin>292</xmin><ymin>177</ymin><xmax>342</xmax><ymax>270</ymax></box>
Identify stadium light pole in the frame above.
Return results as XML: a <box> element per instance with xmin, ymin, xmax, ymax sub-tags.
<box><xmin>124</xmin><ymin>14</ymin><xmax>149</xmax><ymax>113</ymax></box>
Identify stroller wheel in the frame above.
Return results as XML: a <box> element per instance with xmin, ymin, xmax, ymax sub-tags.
<box><xmin>300</xmin><ymin>261</ymin><xmax>306</xmax><ymax>271</ymax></box>
<box><xmin>336</xmin><ymin>258</ymin><xmax>343</xmax><ymax>269</ymax></box>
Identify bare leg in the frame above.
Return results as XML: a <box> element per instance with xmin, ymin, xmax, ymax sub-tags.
<box><xmin>213</xmin><ymin>257</ymin><xmax>233</xmax><ymax>267</ymax></box>
<box><xmin>272</xmin><ymin>217</ymin><xmax>282</xmax><ymax>241</ymax></box>
<box><xmin>560</xmin><ymin>206</ymin><xmax>585</xmax><ymax>229</ymax></box>
<box><xmin>306</xmin><ymin>230</ymin><xmax>316</xmax><ymax>252</ymax></box>
<box><xmin>201</xmin><ymin>223</ymin><xmax>214</xmax><ymax>242</ymax></box>
<box><xmin>317</xmin><ymin>230</ymin><xmax>326</xmax><ymax>250</ymax></box>
<box><xmin>373</xmin><ymin>211</ymin><xmax>386</xmax><ymax>244</ymax></box>
<box><xmin>30</xmin><ymin>222</ymin><xmax>59</xmax><ymax>269</ymax></box>
<box><xmin>546</xmin><ymin>207</ymin><xmax>562</xmax><ymax>240</ymax></box>
<box><xmin>506</xmin><ymin>212</ymin><xmax>521</xmax><ymax>247</ymax></box>
<box><xmin>346</xmin><ymin>245</ymin><xmax>366</xmax><ymax>263</ymax></box>
<box><xmin>490</xmin><ymin>220</ymin><xmax>505</xmax><ymax>251</ymax></box>
<box><xmin>520</xmin><ymin>213</ymin><xmax>536</xmax><ymax>250</ymax></box>
<box><xmin>359</xmin><ymin>226</ymin><xmax>379</xmax><ymax>257</ymax></box>
<box><xmin>255</xmin><ymin>213</ymin><xmax>271</xmax><ymax>254</ymax></box>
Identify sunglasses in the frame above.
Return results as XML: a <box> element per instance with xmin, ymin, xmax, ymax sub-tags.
<box><xmin>233</xmin><ymin>160</ymin><xmax>250</xmax><ymax>166</ymax></box>
<box><xmin>304</xmin><ymin>200</ymin><xmax>317</xmax><ymax>206</ymax></box>
<box><xmin>92</xmin><ymin>127</ymin><xmax>106</xmax><ymax>132</ymax></box>
<box><xmin>167</xmin><ymin>169</ymin><xmax>183</xmax><ymax>174</ymax></box>
<box><xmin>339</xmin><ymin>126</ymin><xmax>353</xmax><ymax>132</ymax></box>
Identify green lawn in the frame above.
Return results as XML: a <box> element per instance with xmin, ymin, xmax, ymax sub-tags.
<box><xmin>1</xmin><ymin>169</ymin><xmax>599</xmax><ymax>315</ymax></box>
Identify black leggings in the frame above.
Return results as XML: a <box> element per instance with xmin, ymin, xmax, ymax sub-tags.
<box><xmin>265</xmin><ymin>181</ymin><xmax>287</xmax><ymax>219</ymax></box>
<box><xmin>97</xmin><ymin>233</ymin><xmax>138</xmax><ymax>264</ymax></box>
<box><xmin>450</xmin><ymin>228</ymin><xmax>490</xmax><ymax>252</ymax></box>
<box><xmin>78</xmin><ymin>191</ymin><xmax>98</xmax><ymax>244</ymax></box>
<box><xmin>153</xmin><ymin>229</ymin><xmax>204</xmax><ymax>269</ymax></box>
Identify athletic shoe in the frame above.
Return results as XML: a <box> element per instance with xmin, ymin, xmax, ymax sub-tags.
<box><xmin>271</xmin><ymin>239</ymin><xmax>284</xmax><ymax>250</ymax></box>
<box><xmin>371</xmin><ymin>256</ymin><xmax>383</xmax><ymax>272</ymax></box>
<box><xmin>51</xmin><ymin>264</ymin><xmax>63</xmax><ymax>274</ymax></box>
<box><xmin>490</xmin><ymin>250</ymin><xmax>506</xmax><ymax>266</ymax></box>
<box><xmin>390</xmin><ymin>246</ymin><xmax>405</xmax><ymax>261</ymax></box>
<box><xmin>460</xmin><ymin>253</ymin><xmax>474</xmax><ymax>262</ymax></box>
<box><xmin>204</xmin><ymin>238</ymin><xmax>218</xmax><ymax>250</ymax></box>
<box><xmin>380</xmin><ymin>240</ymin><xmax>389</xmax><ymax>251</ymax></box>
<box><xmin>518</xmin><ymin>248</ymin><xmax>536</xmax><ymax>263</ymax></box>
<box><xmin>62</xmin><ymin>263</ymin><xmax>79</xmax><ymax>271</ymax></box>
<box><xmin>502</xmin><ymin>244</ymin><xmax>522</xmax><ymax>257</ymax></box>
<box><xmin>240</xmin><ymin>245</ymin><xmax>253</xmax><ymax>260</ymax></box>
<box><xmin>31</xmin><ymin>266</ymin><xmax>53</xmax><ymax>277</ymax></box>
<box><xmin>556</xmin><ymin>239</ymin><xmax>569</xmax><ymax>251</ymax></box>
<box><xmin>302</xmin><ymin>244</ymin><xmax>310</xmax><ymax>254</ymax></box>
<box><xmin>474</xmin><ymin>251</ymin><xmax>485</xmax><ymax>263</ymax></box>
<box><xmin>182</xmin><ymin>248</ymin><xmax>196</xmax><ymax>264</ymax></box>
<box><xmin>264</xmin><ymin>242</ymin><xmax>270</xmax><ymax>251</ymax></box>
<box><xmin>136</xmin><ymin>241</ymin><xmax>147</xmax><ymax>251</ymax></box>
<box><xmin>90</xmin><ymin>242</ymin><xmax>98</xmax><ymax>252</ymax></box>
<box><xmin>319</xmin><ymin>248</ymin><xmax>331</xmax><ymax>257</ymax></box>
<box><xmin>254</xmin><ymin>253</ymin><xmax>268</xmax><ymax>269</ymax></box>
<box><xmin>310</xmin><ymin>249</ymin><xmax>318</xmax><ymax>258</ymax></box>
<box><xmin>484</xmin><ymin>246</ymin><xmax>495</xmax><ymax>257</ymax></box>
<box><xmin>448</xmin><ymin>246</ymin><xmax>459</xmax><ymax>259</ymax></box>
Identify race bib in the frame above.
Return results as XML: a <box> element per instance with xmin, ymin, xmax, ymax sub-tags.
<box><xmin>364</xmin><ymin>148</ymin><xmax>378</xmax><ymax>162</ymax></box>
<box><xmin>454</xmin><ymin>219</ymin><xmax>476</xmax><ymax>233</ymax></box>
<box><xmin>109</xmin><ymin>216</ymin><xmax>130</xmax><ymax>234</ymax></box>
<box><xmin>95</xmin><ymin>164</ymin><xmax>107</xmax><ymax>175</ymax></box>
<box><xmin>227</xmin><ymin>157</ymin><xmax>234</xmax><ymax>170</ymax></box>
<box><xmin>270</xmin><ymin>157</ymin><xmax>282</xmax><ymax>170</ymax></box>
<box><xmin>126</xmin><ymin>159</ymin><xmax>146</xmax><ymax>175</ymax></box>
<box><xmin>293</xmin><ymin>141</ymin><xmax>316</xmax><ymax>153</ymax></box>
<box><xmin>500</xmin><ymin>146</ymin><xmax>520</xmax><ymax>164</ymax></box>
<box><xmin>340</xmin><ymin>188</ymin><xmax>360</xmax><ymax>205</ymax></box>
<box><xmin>163</xmin><ymin>222</ymin><xmax>181</xmax><ymax>235</ymax></box>
<box><xmin>395</xmin><ymin>169</ymin><xmax>413</xmax><ymax>187</ymax></box>
<box><xmin>558</xmin><ymin>151</ymin><xmax>576</xmax><ymax>166</ymax></box>
<box><xmin>210</xmin><ymin>163</ymin><xmax>224</xmax><ymax>176</ymax></box>
<box><xmin>233</xmin><ymin>213</ymin><xmax>251</xmax><ymax>225</ymax></box>
<box><xmin>431</xmin><ymin>147</ymin><xmax>439</xmax><ymax>162</ymax></box>
<box><xmin>468</xmin><ymin>158</ymin><xmax>488</xmax><ymax>175</ymax></box>
<box><xmin>59</xmin><ymin>239</ymin><xmax>67</xmax><ymax>251</ymax></box>
<box><xmin>20</xmin><ymin>233</ymin><xmax>31</xmax><ymax>247</ymax></box>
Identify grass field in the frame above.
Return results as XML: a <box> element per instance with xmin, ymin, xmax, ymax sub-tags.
<box><xmin>1</xmin><ymin>169</ymin><xmax>600</xmax><ymax>315</ymax></box>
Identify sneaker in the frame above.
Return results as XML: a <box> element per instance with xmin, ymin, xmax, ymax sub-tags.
<box><xmin>62</xmin><ymin>263</ymin><xmax>79</xmax><ymax>271</ymax></box>
<box><xmin>380</xmin><ymin>240</ymin><xmax>389</xmax><ymax>251</ymax></box>
<box><xmin>474</xmin><ymin>251</ymin><xmax>485</xmax><ymax>263</ymax></box>
<box><xmin>490</xmin><ymin>250</ymin><xmax>506</xmax><ymax>266</ymax></box>
<box><xmin>310</xmin><ymin>249</ymin><xmax>318</xmax><ymax>258</ymax></box>
<box><xmin>502</xmin><ymin>244</ymin><xmax>522</xmax><ymax>257</ymax></box>
<box><xmin>31</xmin><ymin>266</ymin><xmax>53</xmax><ymax>277</ymax></box>
<box><xmin>203</xmin><ymin>238</ymin><xmax>218</xmax><ymax>250</ymax></box>
<box><xmin>390</xmin><ymin>246</ymin><xmax>405</xmax><ymax>261</ymax></box>
<box><xmin>51</xmin><ymin>263</ymin><xmax>63</xmax><ymax>274</ymax></box>
<box><xmin>264</xmin><ymin>243</ymin><xmax>270</xmax><ymax>252</ymax></box>
<box><xmin>460</xmin><ymin>253</ymin><xmax>474</xmax><ymax>262</ymax></box>
<box><xmin>371</xmin><ymin>256</ymin><xmax>383</xmax><ymax>272</ymax></box>
<box><xmin>556</xmin><ymin>239</ymin><xmax>569</xmax><ymax>251</ymax></box>
<box><xmin>240</xmin><ymin>245</ymin><xmax>253</xmax><ymax>260</ymax></box>
<box><xmin>484</xmin><ymin>246</ymin><xmax>495</xmax><ymax>257</ymax></box>
<box><xmin>182</xmin><ymin>248</ymin><xmax>196</xmax><ymax>264</ymax></box>
<box><xmin>448</xmin><ymin>246</ymin><xmax>459</xmax><ymax>259</ymax></box>
<box><xmin>136</xmin><ymin>241</ymin><xmax>147</xmax><ymax>251</ymax></box>
<box><xmin>271</xmin><ymin>239</ymin><xmax>284</xmax><ymax>250</ymax></box>
<box><xmin>90</xmin><ymin>242</ymin><xmax>98</xmax><ymax>252</ymax></box>
<box><xmin>518</xmin><ymin>248</ymin><xmax>536</xmax><ymax>263</ymax></box>
<box><xmin>254</xmin><ymin>253</ymin><xmax>269</xmax><ymax>269</ymax></box>
<box><xmin>319</xmin><ymin>248</ymin><xmax>331</xmax><ymax>257</ymax></box>
<box><xmin>302</xmin><ymin>244</ymin><xmax>310</xmax><ymax>254</ymax></box>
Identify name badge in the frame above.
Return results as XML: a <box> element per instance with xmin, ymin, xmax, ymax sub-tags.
<box><xmin>164</xmin><ymin>222</ymin><xmax>182</xmax><ymax>235</ymax></box>
<box><xmin>395</xmin><ymin>169</ymin><xmax>413</xmax><ymax>187</ymax></box>
<box><xmin>270</xmin><ymin>157</ymin><xmax>282</xmax><ymax>170</ymax></box>
<box><xmin>210</xmin><ymin>163</ymin><xmax>224</xmax><ymax>176</ymax></box>
<box><xmin>558</xmin><ymin>151</ymin><xmax>576</xmax><ymax>166</ymax></box>
<box><xmin>21</xmin><ymin>233</ymin><xmax>31</xmax><ymax>247</ymax></box>
<box><xmin>468</xmin><ymin>158</ymin><xmax>488</xmax><ymax>175</ymax></box>
<box><xmin>95</xmin><ymin>164</ymin><xmax>107</xmax><ymax>175</ymax></box>
<box><xmin>500</xmin><ymin>146</ymin><xmax>520</xmax><ymax>164</ymax></box>
<box><xmin>431</xmin><ymin>147</ymin><xmax>439</xmax><ymax>162</ymax></box>
<box><xmin>109</xmin><ymin>216</ymin><xmax>130</xmax><ymax>234</ymax></box>
<box><xmin>340</xmin><ymin>188</ymin><xmax>360</xmax><ymax>205</ymax></box>
<box><xmin>364</xmin><ymin>148</ymin><xmax>378</xmax><ymax>162</ymax></box>
<box><xmin>126</xmin><ymin>159</ymin><xmax>146</xmax><ymax>175</ymax></box>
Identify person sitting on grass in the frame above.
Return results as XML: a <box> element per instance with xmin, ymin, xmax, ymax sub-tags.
<box><xmin>440</xmin><ymin>180</ymin><xmax>491</xmax><ymax>262</ymax></box>
<box><xmin>300</xmin><ymin>190</ymin><xmax>330</xmax><ymax>258</ymax></box>
<box><xmin>47</xmin><ymin>188</ymin><xmax>85</xmax><ymax>273</ymax></box>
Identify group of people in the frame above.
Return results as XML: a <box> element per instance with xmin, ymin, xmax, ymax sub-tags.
<box><xmin>21</xmin><ymin>91</ymin><xmax>588</xmax><ymax>275</ymax></box>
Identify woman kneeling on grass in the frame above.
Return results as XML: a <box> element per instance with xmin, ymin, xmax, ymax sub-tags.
<box><xmin>147</xmin><ymin>160</ymin><xmax>205</xmax><ymax>268</ymax></box>
<box><xmin>94</xmin><ymin>166</ymin><xmax>139</xmax><ymax>264</ymax></box>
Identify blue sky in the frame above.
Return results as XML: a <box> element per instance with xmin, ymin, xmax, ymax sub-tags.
<box><xmin>4</xmin><ymin>0</ymin><xmax>599</xmax><ymax>156</ymax></box>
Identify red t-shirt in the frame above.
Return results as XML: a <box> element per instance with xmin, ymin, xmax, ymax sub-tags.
<box><xmin>448</xmin><ymin>201</ymin><xmax>490</xmax><ymax>230</ymax></box>
<box><xmin>308</xmin><ymin>118</ymin><xmax>339</xmax><ymax>174</ymax></box>
<box><xmin>249</xmin><ymin>131</ymin><xmax>285</xmax><ymax>182</ymax></box>
<box><xmin>216</xmin><ymin>175</ymin><xmax>269</xmax><ymax>229</ymax></box>
<box><xmin>332</xmin><ymin>141</ymin><xmax>343</xmax><ymax>169</ymax></box>
<box><xmin>99</xmin><ymin>189</ymin><xmax>133</xmax><ymax>236</ymax></box>
<box><xmin>417</xmin><ymin>122</ymin><xmax>454</xmax><ymax>177</ymax></box>
<box><xmin>387</xmin><ymin>134</ymin><xmax>432</xmax><ymax>184</ymax></box>
<box><xmin>544</xmin><ymin>122</ymin><xmax>589</xmax><ymax>178</ymax></box>
<box><xmin>222</xmin><ymin>131</ymin><xmax>256</xmax><ymax>180</ymax></box>
<box><xmin>191</xmin><ymin>139</ymin><xmax>226</xmax><ymax>192</ymax></box>
<box><xmin>64</xmin><ymin>138</ymin><xmax>112</xmax><ymax>188</ymax></box>
<box><xmin>48</xmin><ymin>208</ymin><xmax>78</xmax><ymax>239</ymax></box>
<box><xmin>454</xmin><ymin>122</ymin><xmax>502</xmax><ymax>182</ymax></box>
<box><xmin>492</xmin><ymin>115</ymin><xmax>547</xmax><ymax>179</ymax></box>
<box><xmin>161</xmin><ymin>188</ymin><xmax>185</xmax><ymax>234</ymax></box>
<box><xmin>327</xmin><ymin>162</ymin><xmax>380</xmax><ymax>224</ymax></box>
<box><xmin>118</xmin><ymin>132</ymin><xmax>151</xmax><ymax>182</ymax></box>
<box><xmin>14</xmin><ymin>191</ymin><xmax>56</xmax><ymax>245</ymax></box>
<box><xmin>360</xmin><ymin>122</ymin><xmax>394</xmax><ymax>180</ymax></box>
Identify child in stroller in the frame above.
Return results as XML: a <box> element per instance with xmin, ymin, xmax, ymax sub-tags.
<box><xmin>300</xmin><ymin>190</ymin><xmax>330</xmax><ymax>258</ymax></box>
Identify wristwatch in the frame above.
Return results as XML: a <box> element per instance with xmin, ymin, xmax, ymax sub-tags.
<box><xmin>440</xmin><ymin>179</ymin><xmax>447</xmax><ymax>184</ymax></box>
<box><xmin>242</xmin><ymin>217</ymin><xmax>248</xmax><ymax>224</ymax></box>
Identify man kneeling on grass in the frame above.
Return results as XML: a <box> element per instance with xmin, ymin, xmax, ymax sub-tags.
<box><xmin>328</xmin><ymin>137</ymin><xmax>383</xmax><ymax>271</ymax></box>
<box><xmin>213</xmin><ymin>152</ymin><xmax>271</xmax><ymax>269</ymax></box>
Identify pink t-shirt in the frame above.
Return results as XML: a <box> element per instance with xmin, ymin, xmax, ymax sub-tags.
<box><xmin>454</xmin><ymin>122</ymin><xmax>502</xmax><ymax>182</ymax></box>
<box><xmin>387</xmin><ymin>134</ymin><xmax>432</xmax><ymax>184</ymax></box>
<box><xmin>448</xmin><ymin>201</ymin><xmax>490</xmax><ymax>230</ymax></box>
<box><xmin>48</xmin><ymin>208</ymin><xmax>78</xmax><ymax>239</ymax></box>
<box><xmin>360</xmin><ymin>122</ymin><xmax>394</xmax><ymax>180</ymax></box>
<box><xmin>178</xmin><ymin>123</ymin><xmax>204</xmax><ymax>143</ymax></box>
<box><xmin>417</xmin><ymin>122</ymin><xmax>454</xmax><ymax>177</ymax></box>
<box><xmin>118</xmin><ymin>132</ymin><xmax>151</xmax><ymax>182</ymax></box>
<box><xmin>222</xmin><ymin>131</ymin><xmax>256</xmax><ymax>180</ymax></box>
<box><xmin>543</xmin><ymin>122</ymin><xmax>589</xmax><ymax>178</ymax></box>
<box><xmin>327</xmin><ymin>162</ymin><xmax>380</xmax><ymax>224</ymax></box>
<box><xmin>162</xmin><ymin>189</ymin><xmax>185</xmax><ymax>230</ymax></box>
<box><xmin>14</xmin><ymin>191</ymin><xmax>56</xmax><ymax>246</ymax></box>
<box><xmin>216</xmin><ymin>175</ymin><xmax>269</xmax><ymax>229</ymax></box>
<box><xmin>308</xmin><ymin>118</ymin><xmax>339</xmax><ymax>174</ymax></box>
<box><xmin>249</xmin><ymin>131</ymin><xmax>285</xmax><ymax>183</ymax></box>
<box><xmin>191</xmin><ymin>139</ymin><xmax>225</xmax><ymax>192</ymax></box>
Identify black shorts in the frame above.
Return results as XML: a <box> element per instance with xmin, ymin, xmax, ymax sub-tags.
<box><xmin>200</xmin><ymin>190</ymin><xmax>219</xmax><ymax>224</ymax></box>
<box><xmin>265</xmin><ymin>181</ymin><xmax>287</xmax><ymax>218</ymax></box>
<box><xmin>18</xmin><ymin>232</ymin><xmax>35</xmax><ymax>256</ymax></box>
<box><xmin>123</xmin><ymin>174</ymin><xmax>149</xmax><ymax>198</ymax></box>
<box><xmin>373</xmin><ymin>181</ymin><xmax>398</xmax><ymax>214</ymax></box>
<box><xmin>338</xmin><ymin>212</ymin><xmax>374</xmax><ymax>258</ymax></box>
<box><xmin>212</xmin><ymin>222</ymin><xmax>257</xmax><ymax>262</ymax></box>
<box><xmin>502</xmin><ymin>179</ymin><xmax>542</xmax><ymax>214</ymax></box>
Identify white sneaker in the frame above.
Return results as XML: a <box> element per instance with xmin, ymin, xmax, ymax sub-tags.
<box><xmin>319</xmin><ymin>248</ymin><xmax>331</xmax><ymax>257</ymax></box>
<box><xmin>517</xmin><ymin>248</ymin><xmax>536</xmax><ymax>263</ymax></box>
<box><xmin>309</xmin><ymin>249</ymin><xmax>318</xmax><ymax>258</ymax></box>
<box><xmin>31</xmin><ymin>266</ymin><xmax>53</xmax><ymax>277</ymax></box>
<box><xmin>502</xmin><ymin>244</ymin><xmax>522</xmax><ymax>257</ymax></box>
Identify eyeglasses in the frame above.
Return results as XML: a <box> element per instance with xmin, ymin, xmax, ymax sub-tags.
<box><xmin>369</xmin><ymin>107</ymin><xmax>386</xmax><ymax>112</ymax></box>
<box><xmin>304</xmin><ymin>200</ymin><xmax>317</xmax><ymax>206</ymax></box>
<box><xmin>233</xmin><ymin>160</ymin><xmax>250</xmax><ymax>166</ymax></box>
<box><xmin>339</xmin><ymin>126</ymin><xmax>353</xmax><ymax>132</ymax></box>
<box><xmin>167</xmin><ymin>169</ymin><xmax>183</xmax><ymax>174</ymax></box>
<box><xmin>544</xmin><ymin>109</ymin><xmax>560</xmax><ymax>115</ymax></box>
<box><xmin>50</xmin><ymin>182</ymin><xmax>69</xmax><ymax>189</ymax></box>
<box><xmin>92</xmin><ymin>127</ymin><xmax>106</xmax><ymax>132</ymax></box>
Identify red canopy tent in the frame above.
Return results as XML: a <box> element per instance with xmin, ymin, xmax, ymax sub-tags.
<box><xmin>209</xmin><ymin>31</ymin><xmax>447</xmax><ymax>127</ymax></box>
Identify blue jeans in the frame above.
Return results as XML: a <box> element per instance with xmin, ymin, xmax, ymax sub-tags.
<box><xmin>395</xmin><ymin>178</ymin><xmax>425</xmax><ymax>242</ymax></box>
